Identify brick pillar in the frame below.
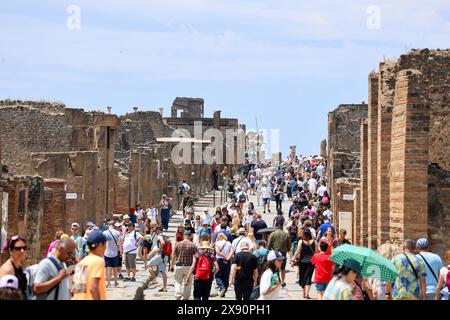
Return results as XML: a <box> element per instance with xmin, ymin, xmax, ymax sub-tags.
<box><xmin>367</xmin><ymin>73</ymin><xmax>379</xmax><ymax>249</ymax></box>
<box><xmin>360</xmin><ymin>119</ymin><xmax>369</xmax><ymax>246</ymax></box>
<box><xmin>353</xmin><ymin>188</ymin><xmax>361</xmax><ymax>244</ymax></box>
<box><xmin>389</xmin><ymin>70</ymin><xmax>430</xmax><ymax>245</ymax></box>
<box><xmin>377</xmin><ymin>62</ymin><xmax>396</xmax><ymax>246</ymax></box>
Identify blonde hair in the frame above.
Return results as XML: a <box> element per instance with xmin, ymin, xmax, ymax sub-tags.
<box><xmin>247</xmin><ymin>233</ymin><xmax>256</xmax><ymax>242</ymax></box>
<box><xmin>377</xmin><ymin>241</ymin><xmax>402</xmax><ymax>260</ymax></box>
<box><xmin>55</xmin><ymin>230</ymin><xmax>65</xmax><ymax>240</ymax></box>
<box><xmin>444</xmin><ymin>250</ymin><xmax>450</xmax><ymax>264</ymax></box>
<box><xmin>216</xmin><ymin>233</ymin><xmax>228</xmax><ymax>242</ymax></box>
<box><xmin>60</xmin><ymin>234</ymin><xmax>69</xmax><ymax>240</ymax></box>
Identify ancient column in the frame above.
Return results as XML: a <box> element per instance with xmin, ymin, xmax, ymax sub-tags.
<box><xmin>360</xmin><ymin>119</ymin><xmax>369</xmax><ymax>246</ymax></box>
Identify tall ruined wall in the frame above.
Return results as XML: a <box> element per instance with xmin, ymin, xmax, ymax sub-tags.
<box><xmin>0</xmin><ymin>102</ymin><xmax>71</xmax><ymax>174</ymax></box>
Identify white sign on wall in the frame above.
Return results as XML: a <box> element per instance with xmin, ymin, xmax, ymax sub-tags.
<box><xmin>66</xmin><ymin>193</ymin><xmax>78</xmax><ymax>200</ymax></box>
<box><xmin>339</xmin><ymin>211</ymin><xmax>353</xmax><ymax>240</ymax></box>
<box><xmin>342</xmin><ymin>194</ymin><xmax>355</xmax><ymax>201</ymax></box>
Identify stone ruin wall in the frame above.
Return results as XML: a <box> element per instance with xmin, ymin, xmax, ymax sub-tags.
<box><xmin>332</xmin><ymin>49</ymin><xmax>450</xmax><ymax>258</ymax></box>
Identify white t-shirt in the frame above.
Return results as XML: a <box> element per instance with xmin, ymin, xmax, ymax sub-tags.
<box><xmin>316</xmin><ymin>165</ymin><xmax>325</xmax><ymax>177</ymax></box>
<box><xmin>215</xmin><ymin>240</ymin><xmax>232</xmax><ymax>259</ymax></box>
<box><xmin>123</xmin><ymin>231</ymin><xmax>142</xmax><ymax>254</ymax></box>
<box><xmin>243</xmin><ymin>214</ymin><xmax>254</xmax><ymax>226</ymax></box>
<box><xmin>183</xmin><ymin>183</ymin><xmax>191</xmax><ymax>193</ymax></box>
<box><xmin>202</xmin><ymin>213</ymin><xmax>213</xmax><ymax>225</ymax></box>
<box><xmin>135</xmin><ymin>209</ymin><xmax>144</xmax><ymax>219</ymax></box>
<box><xmin>317</xmin><ymin>185</ymin><xmax>328</xmax><ymax>197</ymax></box>
<box><xmin>308</xmin><ymin>178</ymin><xmax>318</xmax><ymax>192</ymax></box>
<box><xmin>259</xmin><ymin>269</ymin><xmax>281</xmax><ymax>300</ymax></box>
<box><xmin>103</xmin><ymin>228</ymin><xmax>122</xmax><ymax>258</ymax></box>
<box><xmin>255</xmin><ymin>168</ymin><xmax>262</xmax><ymax>177</ymax></box>
<box><xmin>323</xmin><ymin>209</ymin><xmax>333</xmax><ymax>223</ymax></box>
<box><xmin>231</xmin><ymin>236</ymin><xmax>254</xmax><ymax>254</ymax></box>
<box><xmin>261</xmin><ymin>186</ymin><xmax>271</xmax><ymax>199</ymax></box>
<box><xmin>147</xmin><ymin>208</ymin><xmax>158</xmax><ymax>222</ymax></box>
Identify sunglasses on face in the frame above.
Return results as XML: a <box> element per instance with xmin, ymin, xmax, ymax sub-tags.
<box><xmin>71</xmin><ymin>227</ymin><xmax>78</xmax><ymax>230</ymax></box>
<box><xmin>12</xmin><ymin>246</ymin><xmax>27</xmax><ymax>251</ymax></box>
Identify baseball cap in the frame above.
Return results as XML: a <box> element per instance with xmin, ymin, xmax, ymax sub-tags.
<box><xmin>0</xmin><ymin>275</ymin><xmax>19</xmax><ymax>289</ymax></box>
<box><xmin>416</xmin><ymin>238</ymin><xmax>429</xmax><ymax>250</ymax></box>
<box><xmin>203</xmin><ymin>208</ymin><xmax>209</xmax><ymax>212</ymax></box>
<box><xmin>342</xmin><ymin>258</ymin><xmax>362</xmax><ymax>277</ymax></box>
<box><xmin>114</xmin><ymin>222</ymin><xmax>121</xmax><ymax>228</ymax></box>
<box><xmin>71</xmin><ymin>223</ymin><xmax>80</xmax><ymax>229</ymax></box>
<box><xmin>267</xmin><ymin>250</ymin><xmax>286</xmax><ymax>262</ymax></box>
<box><xmin>86</xmin><ymin>231</ymin><xmax>107</xmax><ymax>246</ymax></box>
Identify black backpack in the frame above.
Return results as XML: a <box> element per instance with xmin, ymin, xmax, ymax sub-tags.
<box><xmin>178</xmin><ymin>185</ymin><xmax>185</xmax><ymax>196</ymax></box>
<box><xmin>257</xmin><ymin>251</ymin><xmax>269</xmax><ymax>280</ymax></box>
<box><xmin>274</xmin><ymin>215</ymin><xmax>285</xmax><ymax>227</ymax></box>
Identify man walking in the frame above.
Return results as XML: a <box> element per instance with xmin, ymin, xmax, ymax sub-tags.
<box><xmin>229</xmin><ymin>242</ymin><xmax>258</xmax><ymax>300</ymax></box>
<box><xmin>103</xmin><ymin>220</ymin><xmax>122</xmax><ymax>287</ymax></box>
<box><xmin>415</xmin><ymin>238</ymin><xmax>444</xmax><ymax>300</ymax></box>
<box><xmin>33</xmin><ymin>238</ymin><xmax>75</xmax><ymax>300</ymax></box>
<box><xmin>122</xmin><ymin>223</ymin><xmax>142</xmax><ymax>282</ymax></box>
<box><xmin>231</xmin><ymin>228</ymin><xmax>255</xmax><ymax>254</ymax></box>
<box><xmin>268</xmin><ymin>222</ymin><xmax>291</xmax><ymax>287</ymax></box>
<box><xmin>70</xmin><ymin>223</ymin><xmax>83</xmax><ymax>262</ymax></box>
<box><xmin>72</xmin><ymin>231</ymin><xmax>108</xmax><ymax>300</ymax></box>
<box><xmin>387</xmin><ymin>239</ymin><xmax>427</xmax><ymax>300</ymax></box>
<box><xmin>170</xmin><ymin>230</ymin><xmax>197</xmax><ymax>300</ymax></box>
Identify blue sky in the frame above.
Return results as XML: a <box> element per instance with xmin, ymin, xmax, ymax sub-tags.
<box><xmin>1</xmin><ymin>1</ymin><xmax>450</xmax><ymax>156</ymax></box>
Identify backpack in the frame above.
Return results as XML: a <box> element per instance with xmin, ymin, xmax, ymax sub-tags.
<box><xmin>446</xmin><ymin>267</ymin><xmax>450</xmax><ymax>291</ymax></box>
<box><xmin>322</xmin><ymin>196</ymin><xmax>329</xmax><ymax>205</ymax></box>
<box><xmin>195</xmin><ymin>255</ymin><xmax>212</xmax><ymax>280</ymax></box>
<box><xmin>257</xmin><ymin>251</ymin><xmax>269</xmax><ymax>277</ymax></box>
<box><xmin>162</xmin><ymin>241</ymin><xmax>172</xmax><ymax>256</ymax></box>
<box><xmin>178</xmin><ymin>184</ymin><xmax>185</xmax><ymax>196</ymax></box>
<box><xmin>239</xmin><ymin>193</ymin><xmax>246</xmax><ymax>202</ymax></box>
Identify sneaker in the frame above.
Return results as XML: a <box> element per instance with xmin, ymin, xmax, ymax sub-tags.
<box><xmin>118</xmin><ymin>274</ymin><xmax>124</xmax><ymax>279</ymax></box>
<box><xmin>281</xmin><ymin>282</ymin><xmax>286</xmax><ymax>288</ymax></box>
<box><xmin>219</xmin><ymin>289</ymin><xmax>226</xmax><ymax>298</ymax></box>
<box><xmin>158</xmin><ymin>288</ymin><xmax>168</xmax><ymax>292</ymax></box>
<box><xmin>130</xmin><ymin>277</ymin><xmax>136</xmax><ymax>282</ymax></box>
<box><xmin>263</xmin><ymin>211</ymin><xmax>266</xmax><ymax>214</ymax></box>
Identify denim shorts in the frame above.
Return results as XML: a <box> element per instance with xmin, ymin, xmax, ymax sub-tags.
<box><xmin>262</xmin><ymin>198</ymin><xmax>270</xmax><ymax>205</ymax></box>
<box><xmin>315</xmin><ymin>282</ymin><xmax>328</xmax><ymax>292</ymax></box>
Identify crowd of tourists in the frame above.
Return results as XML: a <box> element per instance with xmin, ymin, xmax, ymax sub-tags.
<box><xmin>0</xmin><ymin>155</ymin><xmax>449</xmax><ymax>301</ymax></box>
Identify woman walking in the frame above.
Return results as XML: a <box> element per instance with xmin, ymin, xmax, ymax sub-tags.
<box><xmin>322</xmin><ymin>258</ymin><xmax>362</xmax><ymax>300</ymax></box>
<box><xmin>214</xmin><ymin>233</ymin><xmax>233</xmax><ymax>297</ymax></box>
<box><xmin>293</xmin><ymin>228</ymin><xmax>316</xmax><ymax>299</ymax></box>
<box><xmin>186</xmin><ymin>241</ymin><xmax>219</xmax><ymax>300</ymax></box>
<box><xmin>258</xmin><ymin>250</ymin><xmax>285</xmax><ymax>300</ymax></box>
<box><xmin>0</xmin><ymin>236</ymin><xmax>29</xmax><ymax>299</ymax></box>
<box><xmin>159</xmin><ymin>194</ymin><xmax>172</xmax><ymax>232</ymax></box>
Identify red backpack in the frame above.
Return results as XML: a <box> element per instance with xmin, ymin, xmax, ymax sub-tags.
<box><xmin>195</xmin><ymin>255</ymin><xmax>212</xmax><ymax>280</ymax></box>
<box><xmin>322</xmin><ymin>196</ymin><xmax>329</xmax><ymax>205</ymax></box>
<box><xmin>162</xmin><ymin>241</ymin><xmax>172</xmax><ymax>256</ymax></box>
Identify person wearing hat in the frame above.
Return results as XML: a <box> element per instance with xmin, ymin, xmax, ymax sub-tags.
<box><xmin>183</xmin><ymin>218</ymin><xmax>195</xmax><ymax>235</ymax></box>
<box><xmin>322</xmin><ymin>258</ymin><xmax>362</xmax><ymax>300</ymax></box>
<box><xmin>0</xmin><ymin>275</ymin><xmax>25</xmax><ymax>300</ymax></box>
<box><xmin>415</xmin><ymin>238</ymin><xmax>444</xmax><ymax>300</ymax></box>
<box><xmin>72</xmin><ymin>231</ymin><xmax>107</xmax><ymax>300</ymax></box>
<box><xmin>185</xmin><ymin>241</ymin><xmax>219</xmax><ymax>300</ymax></box>
<box><xmin>70</xmin><ymin>222</ymin><xmax>83</xmax><ymax>262</ymax></box>
<box><xmin>159</xmin><ymin>194</ymin><xmax>172</xmax><ymax>232</ymax></box>
<box><xmin>103</xmin><ymin>220</ymin><xmax>122</xmax><ymax>288</ymax></box>
<box><xmin>231</xmin><ymin>228</ymin><xmax>254</xmax><ymax>255</ymax></box>
<box><xmin>201</xmin><ymin>208</ymin><xmax>213</xmax><ymax>226</ymax></box>
<box><xmin>199</xmin><ymin>221</ymin><xmax>212</xmax><ymax>243</ymax></box>
<box><xmin>122</xmin><ymin>223</ymin><xmax>143</xmax><ymax>282</ymax></box>
<box><xmin>258</xmin><ymin>250</ymin><xmax>285</xmax><ymax>300</ymax></box>
<box><xmin>229</xmin><ymin>241</ymin><xmax>259</xmax><ymax>300</ymax></box>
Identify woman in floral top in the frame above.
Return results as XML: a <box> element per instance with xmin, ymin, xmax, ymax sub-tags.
<box><xmin>322</xmin><ymin>258</ymin><xmax>362</xmax><ymax>300</ymax></box>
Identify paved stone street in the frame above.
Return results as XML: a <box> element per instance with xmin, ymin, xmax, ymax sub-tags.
<box><xmin>107</xmin><ymin>192</ymin><xmax>317</xmax><ymax>300</ymax></box>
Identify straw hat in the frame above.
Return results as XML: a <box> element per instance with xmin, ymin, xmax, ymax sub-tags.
<box><xmin>199</xmin><ymin>241</ymin><xmax>212</xmax><ymax>250</ymax></box>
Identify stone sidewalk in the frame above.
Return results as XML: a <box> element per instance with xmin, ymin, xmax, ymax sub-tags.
<box><xmin>107</xmin><ymin>192</ymin><xmax>317</xmax><ymax>300</ymax></box>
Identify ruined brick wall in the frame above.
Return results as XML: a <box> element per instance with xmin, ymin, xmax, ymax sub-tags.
<box><xmin>0</xmin><ymin>101</ymin><xmax>71</xmax><ymax>175</ymax></box>
<box><xmin>171</xmin><ymin>97</ymin><xmax>204</xmax><ymax>118</ymax></box>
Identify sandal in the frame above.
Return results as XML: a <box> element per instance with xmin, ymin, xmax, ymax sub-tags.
<box><xmin>158</xmin><ymin>288</ymin><xmax>168</xmax><ymax>292</ymax></box>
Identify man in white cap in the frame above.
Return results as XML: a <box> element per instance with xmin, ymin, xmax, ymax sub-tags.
<box><xmin>415</xmin><ymin>238</ymin><xmax>444</xmax><ymax>300</ymax></box>
<box><xmin>231</xmin><ymin>228</ymin><xmax>254</xmax><ymax>255</ymax></box>
<box><xmin>202</xmin><ymin>208</ymin><xmax>213</xmax><ymax>226</ymax></box>
<box><xmin>70</xmin><ymin>222</ymin><xmax>83</xmax><ymax>262</ymax></box>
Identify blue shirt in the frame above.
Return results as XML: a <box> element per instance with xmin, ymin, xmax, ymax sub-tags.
<box><xmin>213</xmin><ymin>229</ymin><xmax>233</xmax><ymax>243</ymax></box>
<box><xmin>416</xmin><ymin>252</ymin><xmax>444</xmax><ymax>295</ymax></box>
<box><xmin>253</xmin><ymin>247</ymin><xmax>270</xmax><ymax>259</ymax></box>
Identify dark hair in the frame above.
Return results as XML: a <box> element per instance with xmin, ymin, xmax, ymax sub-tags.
<box><xmin>302</xmin><ymin>228</ymin><xmax>312</xmax><ymax>241</ymax></box>
<box><xmin>333</xmin><ymin>264</ymin><xmax>355</xmax><ymax>278</ymax></box>
<box><xmin>259</xmin><ymin>240</ymin><xmax>267</xmax><ymax>248</ymax></box>
<box><xmin>319</xmin><ymin>240</ymin><xmax>329</xmax><ymax>253</ymax></box>
<box><xmin>0</xmin><ymin>288</ymin><xmax>25</xmax><ymax>300</ymax></box>
<box><xmin>6</xmin><ymin>236</ymin><xmax>27</xmax><ymax>252</ymax></box>
<box><xmin>265</xmin><ymin>260</ymin><xmax>279</xmax><ymax>273</ymax></box>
